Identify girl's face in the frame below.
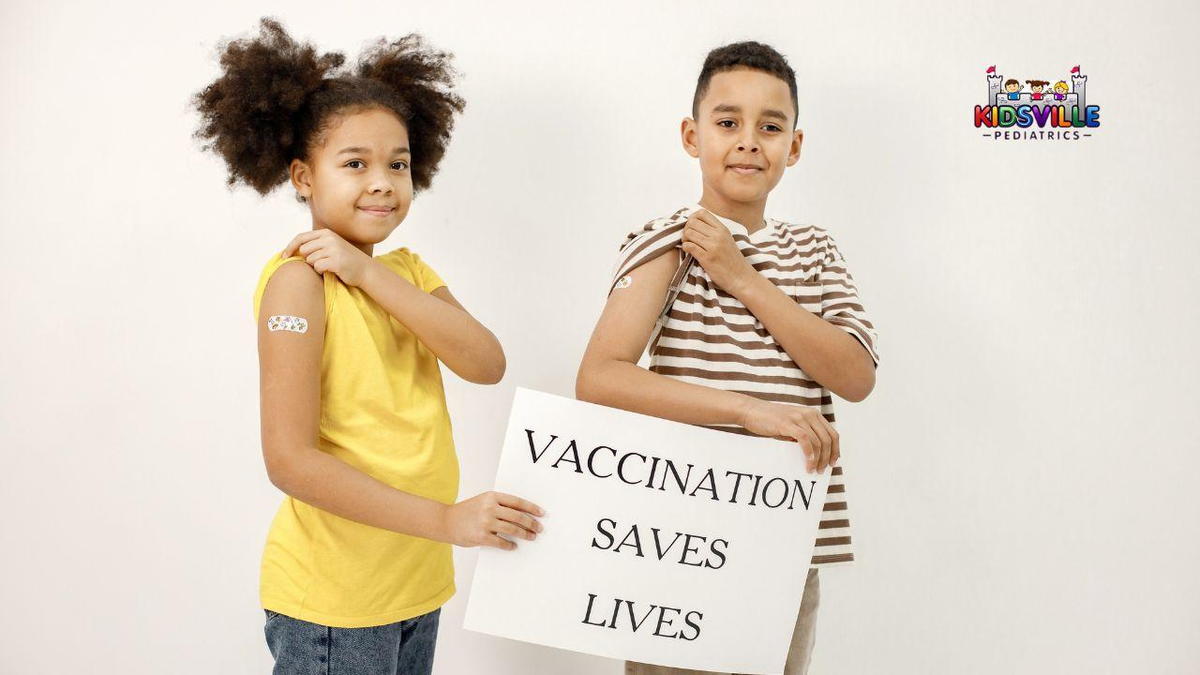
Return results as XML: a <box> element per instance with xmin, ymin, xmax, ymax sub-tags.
<box><xmin>290</xmin><ymin>107</ymin><xmax>413</xmax><ymax>253</ymax></box>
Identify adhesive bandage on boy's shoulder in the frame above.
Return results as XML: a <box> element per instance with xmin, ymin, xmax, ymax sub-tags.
<box><xmin>614</xmin><ymin>275</ymin><xmax>632</xmax><ymax>289</ymax></box>
<box><xmin>267</xmin><ymin>315</ymin><xmax>308</xmax><ymax>334</ymax></box>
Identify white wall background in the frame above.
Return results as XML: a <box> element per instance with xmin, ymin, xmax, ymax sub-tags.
<box><xmin>2</xmin><ymin>0</ymin><xmax>1197</xmax><ymax>672</ymax></box>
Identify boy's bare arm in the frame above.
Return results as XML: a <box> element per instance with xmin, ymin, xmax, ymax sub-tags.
<box><xmin>258</xmin><ymin>262</ymin><xmax>537</xmax><ymax>549</ymax></box>
<box><xmin>578</xmin><ymin>247</ymin><xmax>840</xmax><ymax>472</ymax></box>
<box><xmin>576</xmin><ymin>248</ymin><xmax>760</xmax><ymax>427</ymax></box>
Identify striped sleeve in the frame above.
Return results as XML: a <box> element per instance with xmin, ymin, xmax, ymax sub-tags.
<box><xmin>608</xmin><ymin>208</ymin><xmax>694</xmax><ymax>294</ymax></box>
<box><xmin>818</xmin><ymin>233</ymin><xmax>880</xmax><ymax>368</ymax></box>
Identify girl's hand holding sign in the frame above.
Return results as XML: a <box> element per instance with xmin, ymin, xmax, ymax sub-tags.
<box><xmin>443</xmin><ymin>491</ymin><xmax>545</xmax><ymax>551</ymax></box>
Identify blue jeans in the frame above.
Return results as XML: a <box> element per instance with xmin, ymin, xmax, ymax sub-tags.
<box><xmin>263</xmin><ymin>608</ymin><xmax>440</xmax><ymax>675</ymax></box>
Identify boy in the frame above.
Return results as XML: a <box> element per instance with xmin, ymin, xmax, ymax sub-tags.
<box><xmin>576</xmin><ymin>41</ymin><xmax>880</xmax><ymax>675</ymax></box>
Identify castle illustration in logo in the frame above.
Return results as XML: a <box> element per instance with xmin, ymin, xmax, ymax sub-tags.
<box><xmin>975</xmin><ymin>65</ymin><xmax>1099</xmax><ymax>139</ymax></box>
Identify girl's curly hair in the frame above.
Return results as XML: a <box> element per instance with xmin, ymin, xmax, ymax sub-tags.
<box><xmin>192</xmin><ymin>17</ymin><xmax>465</xmax><ymax>198</ymax></box>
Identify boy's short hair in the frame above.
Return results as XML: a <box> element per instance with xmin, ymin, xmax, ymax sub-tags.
<box><xmin>692</xmin><ymin>41</ymin><xmax>798</xmax><ymax>127</ymax></box>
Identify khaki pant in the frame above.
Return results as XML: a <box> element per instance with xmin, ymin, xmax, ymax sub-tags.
<box><xmin>625</xmin><ymin>568</ymin><xmax>820</xmax><ymax>675</ymax></box>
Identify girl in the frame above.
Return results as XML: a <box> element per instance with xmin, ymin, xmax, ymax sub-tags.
<box><xmin>193</xmin><ymin>18</ymin><xmax>543</xmax><ymax>674</ymax></box>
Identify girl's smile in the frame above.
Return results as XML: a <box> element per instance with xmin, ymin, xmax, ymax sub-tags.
<box><xmin>358</xmin><ymin>205</ymin><xmax>397</xmax><ymax>217</ymax></box>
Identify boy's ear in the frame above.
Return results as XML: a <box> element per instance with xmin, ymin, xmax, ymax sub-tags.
<box><xmin>289</xmin><ymin>158</ymin><xmax>313</xmax><ymax>200</ymax></box>
<box><xmin>786</xmin><ymin>128</ymin><xmax>804</xmax><ymax>167</ymax></box>
<box><xmin>680</xmin><ymin>117</ymin><xmax>701</xmax><ymax>158</ymax></box>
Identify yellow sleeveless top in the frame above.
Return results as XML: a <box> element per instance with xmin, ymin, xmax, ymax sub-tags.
<box><xmin>253</xmin><ymin>247</ymin><xmax>459</xmax><ymax>628</ymax></box>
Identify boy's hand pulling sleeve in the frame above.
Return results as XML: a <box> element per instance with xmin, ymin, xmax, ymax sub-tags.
<box><xmin>680</xmin><ymin>210</ymin><xmax>757</xmax><ymax>295</ymax></box>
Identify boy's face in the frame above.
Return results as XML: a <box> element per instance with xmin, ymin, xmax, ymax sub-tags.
<box><xmin>682</xmin><ymin>67</ymin><xmax>802</xmax><ymax>210</ymax></box>
<box><xmin>290</xmin><ymin>107</ymin><xmax>414</xmax><ymax>252</ymax></box>
<box><xmin>1005</xmin><ymin>82</ymin><xmax>1019</xmax><ymax>92</ymax></box>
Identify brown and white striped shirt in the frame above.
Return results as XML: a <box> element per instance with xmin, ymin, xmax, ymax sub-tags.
<box><xmin>609</xmin><ymin>205</ymin><xmax>880</xmax><ymax>568</ymax></box>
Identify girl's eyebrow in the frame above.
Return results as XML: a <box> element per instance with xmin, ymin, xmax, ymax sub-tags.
<box><xmin>336</xmin><ymin>146</ymin><xmax>410</xmax><ymax>155</ymax></box>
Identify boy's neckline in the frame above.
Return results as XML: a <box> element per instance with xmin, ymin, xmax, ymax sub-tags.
<box><xmin>688</xmin><ymin>203</ymin><xmax>774</xmax><ymax>239</ymax></box>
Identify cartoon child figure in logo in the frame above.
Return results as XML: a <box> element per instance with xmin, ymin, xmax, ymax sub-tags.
<box><xmin>1052</xmin><ymin>80</ymin><xmax>1069</xmax><ymax>101</ymax></box>
<box><xmin>1026</xmin><ymin>80</ymin><xmax>1049</xmax><ymax>101</ymax></box>
<box><xmin>1004</xmin><ymin>79</ymin><xmax>1022</xmax><ymax>100</ymax></box>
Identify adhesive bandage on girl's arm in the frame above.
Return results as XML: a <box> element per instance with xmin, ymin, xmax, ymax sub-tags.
<box><xmin>614</xmin><ymin>275</ymin><xmax>633</xmax><ymax>289</ymax></box>
<box><xmin>267</xmin><ymin>315</ymin><xmax>309</xmax><ymax>334</ymax></box>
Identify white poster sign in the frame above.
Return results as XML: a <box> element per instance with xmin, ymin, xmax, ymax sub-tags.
<box><xmin>464</xmin><ymin>388</ymin><xmax>830</xmax><ymax>673</ymax></box>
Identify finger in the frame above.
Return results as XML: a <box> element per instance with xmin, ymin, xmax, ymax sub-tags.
<box><xmin>804</xmin><ymin>440</ymin><xmax>819</xmax><ymax>472</ymax></box>
<box><xmin>808</xmin><ymin>412</ymin><xmax>839</xmax><ymax>471</ymax></box>
<box><xmin>818</xmin><ymin>440</ymin><xmax>832</xmax><ymax>473</ymax></box>
<box><xmin>804</xmin><ymin>416</ymin><xmax>833</xmax><ymax>471</ymax></box>
<box><xmin>487</xmin><ymin>534</ymin><xmax>516</xmax><ymax>551</ymax></box>
<box><xmin>493</xmin><ymin>520</ymin><xmax>535</xmax><ymax>541</ymax></box>
<box><xmin>681</xmin><ymin>242</ymin><xmax>709</xmax><ymax>261</ymax></box>
<box><xmin>688</xmin><ymin>219</ymin><xmax>716</xmax><ymax>238</ymax></box>
<box><xmin>788</xmin><ymin>425</ymin><xmax>816</xmax><ymax>470</ymax></box>
<box><xmin>307</xmin><ymin>252</ymin><xmax>332</xmax><ymax>274</ymax></box>
<box><xmin>692</xmin><ymin>211</ymin><xmax>723</xmax><ymax>232</ymax></box>
<box><xmin>495</xmin><ymin>492</ymin><xmax>545</xmax><ymax>517</ymax></box>
<box><xmin>298</xmin><ymin>238</ymin><xmax>330</xmax><ymax>257</ymax></box>
<box><xmin>818</xmin><ymin>416</ymin><xmax>840</xmax><ymax>469</ymax></box>
<box><xmin>281</xmin><ymin>231</ymin><xmax>322</xmax><ymax>259</ymax></box>
<box><xmin>497</xmin><ymin>506</ymin><xmax>542</xmax><ymax>534</ymax></box>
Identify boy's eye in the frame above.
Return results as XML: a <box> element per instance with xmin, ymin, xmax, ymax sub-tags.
<box><xmin>762</xmin><ymin>124</ymin><xmax>782</xmax><ymax>132</ymax></box>
<box><xmin>717</xmin><ymin>119</ymin><xmax>736</xmax><ymax>128</ymax></box>
<box><xmin>392</xmin><ymin>160</ymin><xmax>409</xmax><ymax>171</ymax></box>
<box><xmin>345</xmin><ymin>160</ymin><xmax>365</xmax><ymax>169</ymax></box>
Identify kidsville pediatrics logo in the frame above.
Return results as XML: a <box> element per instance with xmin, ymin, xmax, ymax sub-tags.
<box><xmin>975</xmin><ymin>65</ymin><xmax>1100</xmax><ymax>141</ymax></box>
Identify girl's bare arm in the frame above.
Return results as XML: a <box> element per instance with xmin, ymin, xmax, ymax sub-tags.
<box><xmin>279</xmin><ymin>229</ymin><xmax>505</xmax><ymax>385</ymax></box>
<box><xmin>358</xmin><ymin>261</ymin><xmax>506</xmax><ymax>385</ymax></box>
<box><xmin>258</xmin><ymin>261</ymin><xmax>538</xmax><ymax>549</ymax></box>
